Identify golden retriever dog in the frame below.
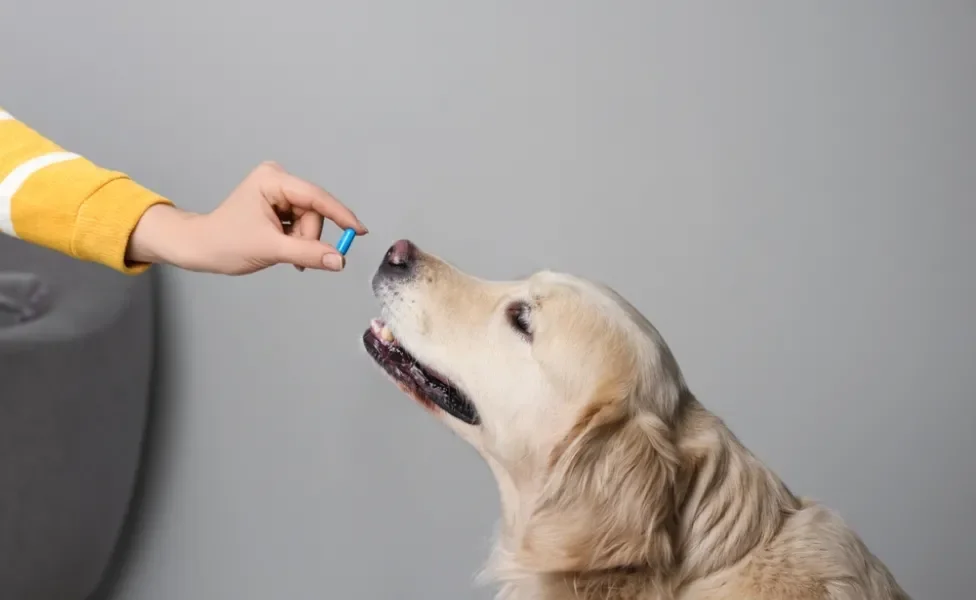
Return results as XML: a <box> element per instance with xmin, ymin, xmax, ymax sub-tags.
<box><xmin>362</xmin><ymin>240</ymin><xmax>911</xmax><ymax>600</ymax></box>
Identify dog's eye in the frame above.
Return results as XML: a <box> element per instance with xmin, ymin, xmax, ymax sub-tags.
<box><xmin>506</xmin><ymin>301</ymin><xmax>533</xmax><ymax>340</ymax></box>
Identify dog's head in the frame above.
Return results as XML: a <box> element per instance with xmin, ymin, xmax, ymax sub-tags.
<box><xmin>363</xmin><ymin>240</ymin><xmax>689</xmax><ymax>574</ymax></box>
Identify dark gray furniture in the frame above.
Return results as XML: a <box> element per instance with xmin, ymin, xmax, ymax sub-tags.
<box><xmin>0</xmin><ymin>236</ymin><xmax>154</xmax><ymax>599</ymax></box>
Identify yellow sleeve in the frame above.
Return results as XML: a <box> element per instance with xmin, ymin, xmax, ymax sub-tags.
<box><xmin>0</xmin><ymin>107</ymin><xmax>173</xmax><ymax>274</ymax></box>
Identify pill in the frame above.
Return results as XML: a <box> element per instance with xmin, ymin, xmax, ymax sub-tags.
<box><xmin>335</xmin><ymin>228</ymin><xmax>357</xmax><ymax>255</ymax></box>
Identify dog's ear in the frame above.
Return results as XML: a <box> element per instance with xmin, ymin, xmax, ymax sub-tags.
<box><xmin>516</xmin><ymin>397</ymin><xmax>681</xmax><ymax>574</ymax></box>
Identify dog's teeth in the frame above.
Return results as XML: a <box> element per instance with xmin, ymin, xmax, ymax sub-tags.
<box><xmin>370</xmin><ymin>319</ymin><xmax>384</xmax><ymax>336</ymax></box>
<box><xmin>380</xmin><ymin>326</ymin><xmax>395</xmax><ymax>343</ymax></box>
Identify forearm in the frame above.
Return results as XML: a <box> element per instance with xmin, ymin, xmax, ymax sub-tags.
<box><xmin>125</xmin><ymin>203</ymin><xmax>203</xmax><ymax>267</ymax></box>
<box><xmin>0</xmin><ymin>108</ymin><xmax>172</xmax><ymax>274</ymax></box>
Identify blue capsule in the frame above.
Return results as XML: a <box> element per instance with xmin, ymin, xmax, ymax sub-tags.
<box><xmin>335</xmin><ymin>228</ymin><xmax>357</xmax><ymax>256</ymax></box>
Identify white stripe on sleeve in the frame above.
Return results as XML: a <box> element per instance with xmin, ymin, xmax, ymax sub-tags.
<box><xmin>0</xmin><ymin>152</ymin><xmax>81</xmax><ymax>237</ymax></box>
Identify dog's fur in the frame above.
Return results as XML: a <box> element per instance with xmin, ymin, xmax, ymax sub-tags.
<box><xmin>370</xmin><ymin>243</ymin><xmax>911</xmax><ymax>600</ymax></box>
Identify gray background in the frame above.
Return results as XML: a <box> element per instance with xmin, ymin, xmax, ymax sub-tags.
<box><xmin>3</xmin><ymin>2</ymin><xmax>975</xmax><ymax>599</ymax></box>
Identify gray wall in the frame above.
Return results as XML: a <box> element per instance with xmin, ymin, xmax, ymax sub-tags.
<box><xmin>3</xmin><ymin>2</ymin><xmax>974</xmax><ymax>599</ymax></box>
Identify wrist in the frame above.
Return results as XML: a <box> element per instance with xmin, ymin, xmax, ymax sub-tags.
<box><xmin>127</xmin><ymin>203</ymin><xmax>203</xmax><ymax>267</ymax></box>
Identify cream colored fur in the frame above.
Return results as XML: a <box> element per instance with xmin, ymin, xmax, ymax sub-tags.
<box><xmin>371</xmin><ymin>245</ymin><xmax>911</xmax><ymax>600</ymax></box>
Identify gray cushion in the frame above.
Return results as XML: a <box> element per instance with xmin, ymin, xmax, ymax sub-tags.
<box><xmin>0</xmin><ymin>236</ymin><xmax>154</xmax><ymax>600</ymax></box>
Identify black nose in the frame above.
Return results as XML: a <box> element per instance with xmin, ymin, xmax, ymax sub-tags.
<box><xmin>378</xmin><ymin>239</ymin><xmax>417</xmax><ymax>278</ymax></box>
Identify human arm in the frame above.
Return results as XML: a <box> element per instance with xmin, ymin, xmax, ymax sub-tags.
<box><xmin>0</xmin><ymin>108</ymin><xmax>365</xmax><ymax>274</ymax></box>
<box><xmin>0</xmin><ymin>107</ymin><xmax>172</xmax><ymax>274</ymax></box>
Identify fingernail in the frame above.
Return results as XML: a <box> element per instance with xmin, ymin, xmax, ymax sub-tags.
<box><xmin>322</xmin><ymin>254</ymin><xmax>344</xmax><ymax>271</ymax></box>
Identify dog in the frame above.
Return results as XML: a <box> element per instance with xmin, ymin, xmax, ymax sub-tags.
<box><xmin>362</xmin><ymin>239</ymin><xmax>911</xmax><ymax>600</ymax></box>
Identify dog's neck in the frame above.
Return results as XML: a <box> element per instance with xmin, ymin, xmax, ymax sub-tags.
<box><xmin>483</xmin><ymin>396</ymin><xmax>800</xmax><ymax>600</ymax></box>
<box><xmin>672</xmin><ymin>398</ymin><xmax>799</xmax><ymax>581</ymax></box>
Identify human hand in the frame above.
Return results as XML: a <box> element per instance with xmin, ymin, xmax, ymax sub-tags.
<box><xmin>126</xmin><ymin>161</ymin><xmax>367</xmax><ymax>274</ymax></box>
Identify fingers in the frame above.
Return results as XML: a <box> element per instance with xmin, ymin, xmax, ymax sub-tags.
<box><xmin>275</xmin><ymin>235</ymin><xmax>345</xmax><ymax>271</ymax></box>
<box><xmin>289</xmin><ymin>211</ymin><xmax>325</xmax><ymax>272</ymax></box>
<box><xmin>257</xmin><ymin>162</ymin><xmax>367</xmax><ymax>235</ymax></box>
<box><xmin>297</xmin><ymin>209</ymin><xmax>324</xmax><ymax>240</ymax></box>
<box><xmin>249</xmin><ymin>162</ymin><xmax>363</xmax><ymax>273</ymax></box>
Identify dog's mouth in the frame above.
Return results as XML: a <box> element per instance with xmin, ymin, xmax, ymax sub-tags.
<box><xmin>362</xmin><ymin>319</ymin><xmax>480</xmax><ymax>425</ymax></box>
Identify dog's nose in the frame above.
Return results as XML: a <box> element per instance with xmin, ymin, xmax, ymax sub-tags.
<box><xmin>386</xmin><ymin>239</ymin><xmax>415</xmax><ymax>268</ymax></box>
<box><xmin>378</xmin><ymin>239</ymin><xmax>417</xmax><ymax>277</ymax></box>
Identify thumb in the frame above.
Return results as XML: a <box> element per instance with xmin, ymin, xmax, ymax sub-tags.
<box><xmin>274</xmin><ymin>236</ymin><xmax>345</xmax><ymax>271</ymax></box>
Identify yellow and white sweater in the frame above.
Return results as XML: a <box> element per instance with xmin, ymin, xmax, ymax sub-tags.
<box><xmin>0</xmin><ymin>108</ymin><xmax>172</xmax><ymax>274</ymax></box>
